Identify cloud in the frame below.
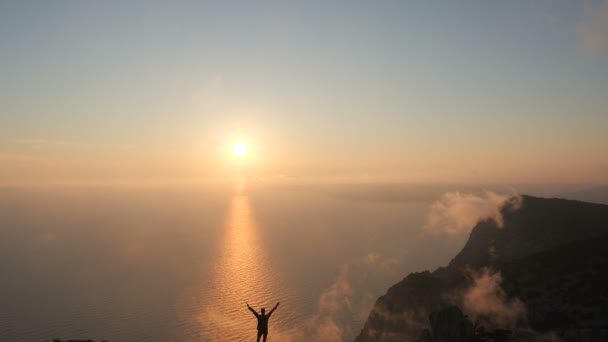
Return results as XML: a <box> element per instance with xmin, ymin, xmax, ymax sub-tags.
<box><xmin>305</xmin><ymin>263</ymin><xmax>367</xmax><ymax>341</ymax></box>
<box><xmin>14</xmin><ymin>138</ymin><xmax>53</xmax><ymax>145</ymax></box>
<box><xmin>271</xmin><ymin>265</ymin><xmax>351</xmax><ymax>342</ymax></box>
<box><xmin>13</xmin><ymin>138</ymin><xmax>75</xmax><ymax>149</ymax></box>
<box><xmin>282</xmin><ymin>252</ymin><xmax>404</xmax><ymax>341</ymax></box>
<box><xmin>424</xmin><ymin>192</ymin><xmax>522</xmax><ymax>235</ymax></box>
<box><xmin>462</xmin><ymin>268</ymin><xmax>526</xmax><ymax>329</ymax></box>
<box><xmin>577</xmin><ymin>0</ymin><xmax>608</xmax><ymax>56</ymax></box>
<box><xmin>29</xmin><ymin>232</ymin><xmax>59</xmax><ymax>250</ymax></box>
<box><xmin>362</xmin><ymin>304</ymin><xmax>428</xmax><ymax>341</ymax></box>
<box><xmin>13</xmin><ymin>138</ymin><xmax>136</xmax><ymax>150</ymax></box>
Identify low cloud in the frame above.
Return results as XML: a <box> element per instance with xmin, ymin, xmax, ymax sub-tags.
<box><xmin>14</xmin><ymin>137</ymin><xmax>136</xmax><ymax>148</ymax></box>
<box><xmin>424</xmin><ymin>192</ymin><xmax>522</xmax><ymax>235</ymax></box>
<box><xmin>28</xmin><ymin>232</ymin><xmax>60</xmax><ymax>251</ymax></box>
<box><xmin>311</xmin><ymin>264</ymin><xmax>353</xmax><ymax>341</ymax></box>
<box><xmin>577</xmin><ymin>0</ymin><xmax>608</xmax><ymax>56</ymax></box>
<box><xmin>462</xmin><ymin>268</ymin><xmax>526</xmax><ymax>329</ymax></box>
<box><xmin>286</xmin><ymin>253</ymin><xmax>403</xmax><ymax>341</ymax></box>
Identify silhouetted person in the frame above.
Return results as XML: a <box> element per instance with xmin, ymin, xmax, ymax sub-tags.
<box><xmin>247</xmin><ymin>302</ymin><xmax>280</xmax><ymax>342</ymax></box>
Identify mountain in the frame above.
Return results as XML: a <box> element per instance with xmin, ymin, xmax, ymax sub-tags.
<box><xmin>355</xmin><ymin>195</ymin><xmax>608</xmax><ymax>342</ymax></box>
<box><xmin>560</xmin><ymin>186</ymin><xmax>608</xmax><ymax>205</ymax></box>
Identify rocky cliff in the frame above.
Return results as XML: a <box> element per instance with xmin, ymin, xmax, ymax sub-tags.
<box><xmin>355</xmin><ymin>196</ymin><xmax>608</xmax><ymax>342</ymax></box>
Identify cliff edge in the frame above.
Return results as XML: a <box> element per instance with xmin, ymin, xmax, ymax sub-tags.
<box><xmin>355</xmin><ymin>195</ymin><xmax>608</xmax><ymax>342</ymax></box>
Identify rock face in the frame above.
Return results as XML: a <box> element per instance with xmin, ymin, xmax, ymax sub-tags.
<box><xmin>427</xmin><ymin>306</ymin><xmax>475</xmax><ymax>342</ymax></box>
<box><xmin>448</xmin><ymin>196</ymin><xmax>608</xmax><ymax>270</ymax></box>
<box><xmin>355</xmin><ymin>196</ymin><xmax>608</xmax><ymax>342</ymax></box>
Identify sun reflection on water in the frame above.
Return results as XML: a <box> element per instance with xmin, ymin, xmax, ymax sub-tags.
<box><xmin>198</xmin><ymin>191</ymin><xmax>287</xmax><ymax>341</ymax></box>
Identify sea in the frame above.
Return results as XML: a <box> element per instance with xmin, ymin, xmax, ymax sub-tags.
<box><xmin>0</xmin><ymin>183</ymin><xmax>591</xmax><ymax>341</ymax></box>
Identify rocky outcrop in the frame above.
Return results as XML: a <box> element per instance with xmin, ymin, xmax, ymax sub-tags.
<box><xmin>448</xmin><ymin>196</ymin><xmax>608</xmax><ymax>271</ymax></box>
<box><xmin>356</xmin><ymin>196</ymin><xmax>608</xmax><ymax>342</ymax></box>
<box><xmin>427</xmin><ymin>306</ymin><xmax>475</xmax><ymax>342</ymax></box>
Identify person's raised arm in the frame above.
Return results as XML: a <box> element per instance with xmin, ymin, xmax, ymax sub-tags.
<box><xmin>268</xmin><ymin>302</ymin><xmax>280</xmax><ymax>316</ymax></box>
<box><xmin>247</xmin><ymin>303</ymin><xmax>259</xmax><ymax>317</ymax></box>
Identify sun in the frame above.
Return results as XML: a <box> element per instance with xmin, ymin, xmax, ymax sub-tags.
<box><xmin>232</xmin><ymin>141</ymin><xmax>249</xmax><ymax>157</ymax></box>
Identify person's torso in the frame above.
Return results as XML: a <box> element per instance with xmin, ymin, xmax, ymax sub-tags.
<box><xmin>257</xmin><ymin>315</ymin><xmax>269</xmax><ymax>330</ymax></box>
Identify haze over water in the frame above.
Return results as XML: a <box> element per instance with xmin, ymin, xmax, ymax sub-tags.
<box><xmin>0</xmin><ymin>184</ymin><xmax>473</xmax><ymax>341</ymax></box>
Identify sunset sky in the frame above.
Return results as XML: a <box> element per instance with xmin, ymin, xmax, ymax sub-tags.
<box><xmin>1</xmin><ymin>1</ymin><xmax>607</xmax><ymax>185</ymax></box>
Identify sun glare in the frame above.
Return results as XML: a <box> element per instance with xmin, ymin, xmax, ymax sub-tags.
<box><xmin>232</xmin><ymin>141</ymin><xmax>249</xmax><ymax>157</ymax></box>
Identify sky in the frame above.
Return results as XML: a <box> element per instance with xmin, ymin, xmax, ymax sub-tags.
<box><xmin>1</xmin><ymin>0</ymin><xmax>607</xmax><ymax>186</ymax></box>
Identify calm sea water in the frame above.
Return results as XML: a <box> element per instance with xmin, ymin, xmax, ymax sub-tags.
<box><xmin>0</xmin><ymin>185</ymin><xmax>474</xmax><ymax>341</ymax></box>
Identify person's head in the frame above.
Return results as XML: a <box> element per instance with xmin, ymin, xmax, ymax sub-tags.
<box><xmin>261</xmin><ymin>308</ymin><xmax>266</xmax><ymax>315</ymax></box>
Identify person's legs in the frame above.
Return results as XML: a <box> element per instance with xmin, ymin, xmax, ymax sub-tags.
<box><xmin>257</xmin><ymin>331</ymin><xmax>262</xmax><ymax>342</ymax></box>
<box><xmin>262</xmin><ymin>332</ymin><xmax>268</xmax><ymax>342</ymax></box>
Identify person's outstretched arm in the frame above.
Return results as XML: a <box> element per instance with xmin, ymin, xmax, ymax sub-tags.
<box><xmin>268</xmin><ymin>302</ymin><xmax>280</xmax><ymax>316</ymax></box>
<box><xmin>247</xmin><ymin>303</ymin><xmax>259</xmax><ymax>317</ymax></box>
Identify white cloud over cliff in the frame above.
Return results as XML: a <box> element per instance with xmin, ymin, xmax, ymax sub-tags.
<box><xmin>424</xmin><ymin>191</ymin><xmax>521</xmax><ymax>235</ymax></box>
